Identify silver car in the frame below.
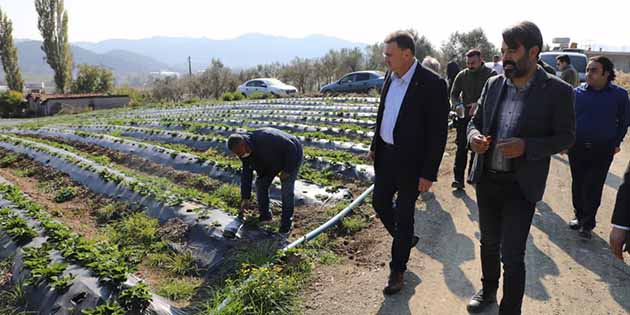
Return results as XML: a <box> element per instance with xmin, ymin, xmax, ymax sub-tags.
<box><xmin>238</xmin><ymin>78</ymin><xmax>298</xmax><ymax>97</ymax></box>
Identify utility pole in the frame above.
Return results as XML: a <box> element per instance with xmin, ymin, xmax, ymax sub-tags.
<box><xmin>188</xmin><ymin>56</ymin><xmax>192</xmax><ymax>76</ymax></box>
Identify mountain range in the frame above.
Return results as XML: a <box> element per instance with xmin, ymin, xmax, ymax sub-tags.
<box><xmin>1</xmin><ymin>34</ymin><xmax>367</xmax><ymax>85</ymax></box>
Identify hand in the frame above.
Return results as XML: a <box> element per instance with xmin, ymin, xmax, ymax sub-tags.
<box><xmin>367</xmin><ymin>150</ymin><xmax>375</xmax><ymax>161</ymax></box>
<box><xmin>610</xmin><ymin>227</ymin><xmax>627</xmax><ymax>261</ymax></box>
<box><xmin>614</xmin><ymin>147</ymin><xmax>621</xmax><ymax>155</ymax></box>
<box><xmin>279</xmin><ymin>171</ymin><xmax>289</xmax><ymax>181</ymax></box>
<box><xmin>470</xmin><ymin>134</ymin><xmax>492</xmax><ymax>154</ymax></box>
<box><xmin>418</xmin><ymin>178</ymin><xmax>433</xmax><ymax>193</ymax></box>
<box><xmin>468</xmin><ymin>102</ymin><xmax>478</xmax><ymax>116</ymax></box>
<box><xmin>240</xmin><ymin>199</ymin><xmax>250</xmax><ymax>213</ymax></box>
<box><xmin>497</xmin><ymin>138</ymin><xmax>526</xmax><ymax>159</ymax></box>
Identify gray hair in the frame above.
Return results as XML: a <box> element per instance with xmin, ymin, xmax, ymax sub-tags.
<box><xmin>422</xmin><ymin>56</ymin><xmax>441</xmax><ymax>73</ymax></box>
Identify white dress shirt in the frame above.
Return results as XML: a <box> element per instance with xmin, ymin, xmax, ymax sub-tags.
<box><xmin>380</xmin><ymin>60</ymin><xmax>418</xmax><ymax>145</ymax></box>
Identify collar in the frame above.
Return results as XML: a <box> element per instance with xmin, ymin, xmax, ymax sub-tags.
<box><xmin>392</xmin><ymin>59</ymin><xmax>418</xmax><ymax>84</ymax></box>
<box><xmin>584</xmin><ymin>82</ymin><xmax>613</xmax><ymax>92</ymax></box>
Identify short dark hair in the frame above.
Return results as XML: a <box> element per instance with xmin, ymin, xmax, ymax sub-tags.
<box><xmin>493</xmin><ymin>55</ymin><xmax>501</xmax><ymax>60</ymax></box>
<box><xmin>227</xmin><ymin>134</ymin><xmax>245</xmax><ymax>151</ymax></box>
<box><xmin>589</xmin><ymin>55</ymin><xmax>616</xmax><ymax>82</ymax></box>
<box><xmin>466</xmin><ymin>49</ymin><xmax>481</xmax><ymax>58</ymax></box>
<box><xmin>502</xmin><ymin>21</ymin><xmax>543</xmax><ymax>58</ymax></box>
<box><xmin>384</xmin><ymin>31</ymin><xmax>415</xmax><ymax>55</ymax></box>
<box><xmin>556</xmin><ymin>54</ymin><xmax>571</xmax><ymax>64</ymax></box>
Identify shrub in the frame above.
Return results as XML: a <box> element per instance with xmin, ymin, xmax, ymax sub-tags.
<box><xmin>222</xmin><ymin>92</ymin><xmax>235</xmax><ymax>102</ymax></box>
<box><xmin>0</xmin><ymin>91</ymin><xmax>24</xmax><ymax>118</ymax></box>
<box><xmin>617</xmin><ymin>71</ymin><xmax>630</xmax><ymax>90</ymax></box>
<box><xmin>108</xmin><ymin>212</ymin><xmax>158</xmax><ymax>248</ymax></box>
<box><xmin>54</xmin><ymin>187</ymin><xmax>77</xmax><ymax>203</ymax></box>
<box><xmin>119</xmin><ymin>283</ymin><xmax>152</xmax><ymax>313</ymax></box>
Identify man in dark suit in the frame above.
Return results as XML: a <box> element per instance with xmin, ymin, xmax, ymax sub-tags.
<box><xmin>466</xmin><ymin>21</ymin><xmax>576</xmax><ymax>314</ymax></box>
<box><xmin>228</xmin><ymin>127</ymin><xmax>303</xmax><ymax>234</ymax></box>
<box><xmin>610</xmin><ymin>161</ymin><xmax>630</xmax><ymax>261</ymax></box>
<box><xmin>368</xmin><ymin>31</ymin><xmax>449</xmax><ymax>295</ymax></box>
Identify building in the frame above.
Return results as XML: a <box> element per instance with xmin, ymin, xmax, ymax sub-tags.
<box><xmin>26</xmin><ymin>93</ymin><xmax>130</xmax><ymax>116</ymax></box>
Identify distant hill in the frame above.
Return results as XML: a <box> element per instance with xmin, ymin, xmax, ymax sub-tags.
<box><xmin>75</xmin><ymin>33</ymin><xmax>368</xmax><ymax>70</ymax></box>
<box><xmin>1</xmin><ymin>34</ymin><xmax>367</xmax><ymax>86</ymax></box>
<box><xmin>8</xmin><ymin>40</ymin><xmax>172</xmax><ymax>82</ymax></box>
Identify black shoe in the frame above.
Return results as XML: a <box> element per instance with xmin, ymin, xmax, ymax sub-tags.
<box><xmin>569</xmin><ymin>218</ymin><xmax>581</xmax><ymax>230</ymax></box>
<box><xmin>467</xmin><ymin>288</ymin><xmax>496</xmax><ymax>313</ymax></box>
<box><xmin>578</xmin><ymin>227</ymin><xmax>592</xmax><ymax>239</ymax></box>
<box><xmin>383</xmin><ymin>271</ymin><xmax>404</xmax><ymax>295</ymax></box>
<box><xmin>451</xmin><ymin>180</ymin><xmax>465</xmax><ymax>190</ymax></box>
<box><xmin>279</xmin><ymin>223</ymin><xmax>293</xmax><ymax>234</ymax></box>
<box><xmin>411</xmin><ymin>236</ymin><xmax>419</xmax><ymax>249</ymax></box>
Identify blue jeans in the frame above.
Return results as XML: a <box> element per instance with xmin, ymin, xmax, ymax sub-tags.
<box><xmin>256</xmin><ymin>158</ymin><xmax>302</xmax><ymax>228</ymax></box>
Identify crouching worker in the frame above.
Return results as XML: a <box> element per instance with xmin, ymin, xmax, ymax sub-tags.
<box><xmin>227</xmin><ymin>127</ymin><xmax>303</xmax><ymax>234</ymax></box>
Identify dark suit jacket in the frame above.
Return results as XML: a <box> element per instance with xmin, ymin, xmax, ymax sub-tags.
<box><xmin>370</xmin><ymin>62</ymin><xmax>449</xmax><ymax>183</ymax></box>
<box><xmin>240</xmin><ymin>128</ymin><xmax>303</xmax><ymax>199</ymax></box>
<box><xmin>613</xmin><ymin>161</ymin><xmax>630</xmax><ymax>228</ymax></box>
<box><xmin>467</xmin><ymin>66</ymin><xmax>576</xmax><ymax>203</ymax></box>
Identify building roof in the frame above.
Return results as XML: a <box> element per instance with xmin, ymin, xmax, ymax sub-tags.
<box><xmin>26</xmin><ymin>93</ymin><xmax>129</xmax><ymax>101</ymax></box>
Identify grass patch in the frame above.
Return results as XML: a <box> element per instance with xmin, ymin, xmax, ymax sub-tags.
<box><xmin>156</xmin><ymin>277</ymin><xmax>203</xmax><ymax>301</ymax></box>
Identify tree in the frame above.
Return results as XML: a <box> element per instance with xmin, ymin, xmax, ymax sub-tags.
<box><xmin>0</xmin><ymin>7</ymin><xmax>24</xmax><ymax>92</ymax></box>
<box><xmin>0</xmin><ymin>90</ymin><xmax>24</xmax><ymax>117</ymax></box>
<box><xmin>35</xmin><ymin>0</ymin><xmax>73</xmax><ymax>93</ymax></box>
<box><xmin>441</xmin><ymin>28</ymin><xmax>499</xmax><ymax>67</ymax></box>
<box><xmin>406</xmin><ymin>29</ymin><xmax>438</xmax><ymax>62</ymax></box>
<box><xmin>338</xmin><ymin>48</ymin><xmax>364</xmax><ymax>74</ymax></box>
<box><xmin>72</xmin><ymin>64</ymin><xmax>114</xmax><ymax>93</ymax></box>
<box><xmin>365</xmin><ymin>42</ymin><xmax>385</xmax><ymax>71</ymax></box>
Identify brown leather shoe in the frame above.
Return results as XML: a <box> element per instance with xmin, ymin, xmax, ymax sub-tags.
<box><xmin>383</xmin><ymin>271</ymin><xmax>404</xmax><ymax>295</ymax></box>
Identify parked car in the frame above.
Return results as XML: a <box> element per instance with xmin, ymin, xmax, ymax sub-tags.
<box><xmin>320</xmin><ymin>71</ymin><xmax>385</xmax><ymax>94</ymax></box>
<box><xmin>540</xmin><ymin>51</ymin><xmax>588</xmax><ymax>82</ymax></box>
<box><xmin>237</xmin><ymin>78</ymin><xmax>298</xmax><ymax>97</ymax></box>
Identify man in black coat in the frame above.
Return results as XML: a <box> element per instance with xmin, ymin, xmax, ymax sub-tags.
<box><xmin>368</xmin><ymin>30</ymin><xmax>449</xmax><ymax>295</ymax></box>
<box><xmin>467</xmin><ymin>21</ymin><xmax>575</xmax><ymax>314</ymax></box>
<box><xmin>228</xmin><ymin>127</ymin><xmax>303</xmax><ymax>234</ymax></box>
<box><xmin>610</xmin><ymin>161</ymin><xmax>630</xmax><ymax>261</ymax></box>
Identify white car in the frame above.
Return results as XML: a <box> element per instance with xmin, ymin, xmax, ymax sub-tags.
<box><xmin>237</xmin><ymin>78</ymin><xmax>298</xmax><ymax>97</ymax></box>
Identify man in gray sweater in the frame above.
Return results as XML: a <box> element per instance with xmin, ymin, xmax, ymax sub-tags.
<box><xmin>228</xmin><ymin>127</ymin><xmax>303</xmax><ymax>234</ymax></box>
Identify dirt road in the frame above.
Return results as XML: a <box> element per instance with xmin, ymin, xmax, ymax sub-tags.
<box><xmin>303</xmin><ymin>139</ymin><xmax>630</xmax><ymax>315</ymax></box>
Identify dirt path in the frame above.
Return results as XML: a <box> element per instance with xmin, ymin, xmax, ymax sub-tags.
<box><xmin>302</xmin><ymin>138</ymin><xmax>630</xmax><ymax>315</ymax></box>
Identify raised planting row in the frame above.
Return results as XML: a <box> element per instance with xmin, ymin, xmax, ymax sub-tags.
<box><xmin>160</xmin><ymin>112</ymin><xmax>376</xmax><ymax>127</ymax></box>
<box><xmin>121</xmin><ymin>119</ymin><xmax>374</xmax><ymax>144</ymax></box>
<box><xmin>0</xmin><ymin>134</ymin><xmax>278</xmax><ymax>270</ymax></box>
<box><xmin>121</xmin><ymin>101</ymin><xmax>378</xmax><ymax>117</ymax></box>
<box><xmin>62</xmin><ymin>124</ymin><xmax>372</xmax><ymax>156</ymax></box>
<box><xmin>0</xmin><ymin>180</ymin><xmax>181</xmax><ymax>314</ymax></box>
<box><xmin>6</xmin><ymin>128</ymin><xmax>358</xmax><ymax>203</ymax></box>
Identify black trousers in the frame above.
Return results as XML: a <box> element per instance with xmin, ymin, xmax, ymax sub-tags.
<box><xmin>476</xmin><ymin>172</ymin><xmax>535</xmax><ymax>315</ymax></box>
<box><xmin>568</xmin><ymin>143</ymin><xmax>614</xmax><ymax>230</ymax></box>
<box><xmin>454</xmin><ymin>117</ymin><xmax>475</xmax><ymax>182</ymax></box>
<box><xmin>372</xmin><ymin>144</ymin><xmax>420</xmax><ymax>273</ymax></box>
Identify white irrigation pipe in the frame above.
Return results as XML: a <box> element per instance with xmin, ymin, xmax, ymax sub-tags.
<box><xmin>214</xmin><ymin>184</ymin><xmax>374</xmax><ymax>313</ymax></box>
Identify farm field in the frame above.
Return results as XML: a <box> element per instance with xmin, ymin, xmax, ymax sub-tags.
<box><xmin>0</xmin><ymin>97</ymin><xmax>380</xmax><ymax>314</ymax></box>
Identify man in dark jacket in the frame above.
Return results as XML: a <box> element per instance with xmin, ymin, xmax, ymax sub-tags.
<box><xmin>368</xmin><ymin>30</ymin><xmax>449</xmax><ymax>295</ymax></box>
<box><xmin>228</xmin><ymin>128</ymin><xmax>303</xmax><ymax>234</ymax></box>
<box><xmin>568</xmin><ymin>56</ymin><xmax>630</xmax><ymax>239</ymax></box>
<box><xmin>466</xmin><ymin>21</ymin><xmax>575</xmax><ymax>314</ymax></box>
<box><xmin>450</xmin><ymin>49</ymin><xmax>496</xmax><ymax>189</ymax></box>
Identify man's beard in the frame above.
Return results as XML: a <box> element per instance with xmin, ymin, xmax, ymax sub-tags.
<box><xmin>503</xmin><ymin>57</ymin><xmax>531</xmax><ymax>79</ymax></box>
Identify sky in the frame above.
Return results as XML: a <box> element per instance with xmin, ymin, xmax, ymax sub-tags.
<box><xmin>2</xmin><ymin>0</ymin><xmax>630</xmax><ymax>51</ymax></box>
